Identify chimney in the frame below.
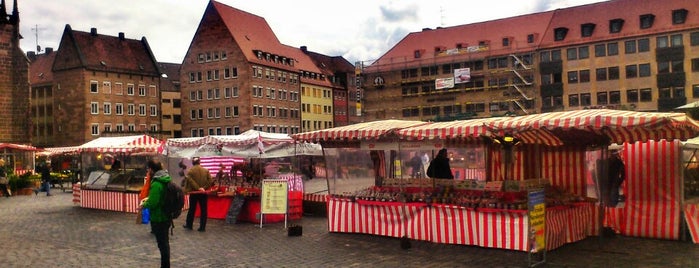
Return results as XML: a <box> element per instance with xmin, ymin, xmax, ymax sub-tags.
<box><xmin>90</xmin><ymin>27</ymin><xmax>97</xmax><ymax>36</ymax></box>
<box><xmin>118</xmin><ymin>32</ymin><xmax>125</xmax><ymax>40</ymax></box>
<box><xmin>27</xmin><ymin>51</ymin><xmax>36</xmax><ymax>61</ymax></box>
<box><xmin>45</xmin><ymin>47</ymin><xmax>53</xmax><ymax>54</ymax></box>
<box><xmin>300</xmin><ymin>46</ymin><xmax>307</xmax><ymax>52</ymax></box>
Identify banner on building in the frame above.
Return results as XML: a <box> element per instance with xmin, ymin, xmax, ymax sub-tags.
<box><xmin>454</xmin><ymin>68</ymin><xmax>471</xmax><ymax>84</ymax></box>
<box><xmin>435</xmin><ymin>77</ymin><xmax>454</xmax><ymax>90</ymax></box>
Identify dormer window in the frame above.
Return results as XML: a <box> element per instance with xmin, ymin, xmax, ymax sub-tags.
<box><xmin>414</xmin><ymin>50</ymin><xmax>421</xmax><ymax>58</ymax></box>
<box><xmin>672</xmin><ymin>9</ymin><xmax>688</xmax><ymax>24</ymax></box>
<box><xmin>609</xmin><ymin>19</ymin><xmax>624</xmax><ymax>33</ymax></box>
<box><xmin>527</xmin><ymin>34</ymin><xmax>536</xmax><ymax>43</ymax></box>
<box><xmin>456</xmin><ymin>43</ymin><xmax>464</xmax><ymax>49</ymax></box>
<box><xmin>640</xmin><ymin>14</ymin><xmax>655</xmax><ymax>29</ymax></box>
<box><xmin>502</xmin><ymin>37</ymin><xmax>512</xmax><ymax>47</ymax></box>
<box><xmin>581</xmin><ymin>23</ymin><xmax>595</xmax><ymax>37</ymax></box>
<box><xmin>256</xmin><ymin>51</ymin><xmax>263</xmax><ymax>59</ymax></box>
<box><xmin>554</xmin><ymin>27</ymin><xmax>568</xmax><ymax>41</ymax></box>
<box><xmin>434</xmin><ymin>46</ymin><xmax>443</xmax><ymax>53</ymax></box>
<box><xmin>265</xmin><ymin>53</ymin><xmax>271</xmax><ymax>61</ymax></box>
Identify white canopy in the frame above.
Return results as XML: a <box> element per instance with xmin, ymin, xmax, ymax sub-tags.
<box><xmin>164</xmin><ymin>130</ymin><xmax>322</xmax><ymax>158</ymax></box>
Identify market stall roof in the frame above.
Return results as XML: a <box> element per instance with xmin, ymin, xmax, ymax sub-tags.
<box><xmin>78</xmin><ymin>135</ymin><xmax>163</xmax><ymax>153</ymax></box>
<box><xmin>485</xmin><ymin>109</ymin><xmax>699</xmax><ymax>145</ymax></box>
<box><xmin>0</xmin><ymin>143</ymin><xmax>37</xmax><ymax>151</ymax></box>
<box><xmin>396</xmin><ymin>117</ymin><xmax>565</xmax><ymax>146</ymax></box>
<box><xmin>40</xmin><ymin>146</ymin><xmax>81</xmax><ymax>156</ymax></box>
<box><xmin>292</xmin><ymin>119</ymin><xmax>429</xmax><ymax>142</ymax></box>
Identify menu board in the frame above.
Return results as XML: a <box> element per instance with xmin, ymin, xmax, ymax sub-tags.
<box><xmin>261</xmin><ymin>179</ymin><xmax>288</xmax><ymax>214</ymax></box>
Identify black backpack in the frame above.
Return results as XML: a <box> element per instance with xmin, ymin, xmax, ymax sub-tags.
<box><xmin>161</xmin><ymin>180</ymin><xmax>185</xmax><ymax>221</ymax></box>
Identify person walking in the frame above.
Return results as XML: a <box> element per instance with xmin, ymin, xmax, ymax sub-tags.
<box><xmin>35</xmin><ymin>161</ymin><xmax>52</xmax><ymax>196</ymax></box>
<box><xmin>0</xmin><ymin>158</ymin><xmax>10</xmax><ymax>197</ymax></box>
<box><xmin>182</xmin><ymin>157</ymin><xmax>213</xmax><ymax>232</ymax></box>
<box><xmin>140</xmin><ymin>158</ymin><xmax>172</xmax><ymax>268</ymax></box>
<box><xmin>426</xmin><ymin>148</ymin><xmax>454</xmax><ymax>179</ymax></box>
<box><xmin>607</xmin><ymin>150</ymin><xmax>626</xmax><ymax>207</ymax></box>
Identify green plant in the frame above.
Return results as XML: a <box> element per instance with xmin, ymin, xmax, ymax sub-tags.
<box><xmin>8</xmin><ymin>173</ymin><xmax>32</xmax><ymax>192</ymax></box>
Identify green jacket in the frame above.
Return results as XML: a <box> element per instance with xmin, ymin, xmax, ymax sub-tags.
<box><xmin>142</xmin><ymin>170</ymin><xmax>171</xmax><ymax>223</ymax></box>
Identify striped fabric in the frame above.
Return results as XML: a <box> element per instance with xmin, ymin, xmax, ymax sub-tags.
<box><xmin>198</xmin><ymin>156</ymin><xmax>245</xmax><ymax>175</ymax></box>
<box><xmin>685</xmin><ymin>203</ymin><xmax>699</xmax><ymax>243</ymax></box>
<box><xmin>78</xmin><ymin>135</ymin><xmax>163</xmax><ymax>153</ymax></box>
<box><xmin>292</xmin><ymin>119</ymin><xmax>428</xmax><ymax>142</ymax></box>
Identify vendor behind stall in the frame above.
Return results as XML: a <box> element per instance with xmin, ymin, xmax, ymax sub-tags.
<box><xmin>427</xmin><ymin>148</ymin><xmax>454</xmax><ymax>179</ymax></box>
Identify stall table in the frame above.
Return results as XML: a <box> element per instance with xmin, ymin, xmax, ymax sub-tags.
<box><xmin>327</xmin><ymin>198</ymin><xmax>596</xmax><ymax>251</ymax></box>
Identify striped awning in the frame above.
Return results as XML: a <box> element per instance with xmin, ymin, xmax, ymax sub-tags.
<box><xmin>0</xmin><ymin>143</ymin><xmax>37</xmax><ymax>151</ymax></box>
<box><xmin>41</xmin><ymin>146</ymin><xmax>81</xmax><ymax>155</ymax></box>
<box><xmin>396</xmin><ymin>117</ymin><xmax>564</xmax><ymax>146</ymax></box>
<box><xmin>79</xmin><ymin>135</ymin><xmax>163</xmax><ymax>153</ymax></box>
<box><xmin>292</xmin><ymin>119</ymin><xmax>429</xmax><ymax>142</ymax></box>
<box><xmin>485</xmin><ymin>109</ymin><xmax>699</xmax><ymax>144</ymax></box>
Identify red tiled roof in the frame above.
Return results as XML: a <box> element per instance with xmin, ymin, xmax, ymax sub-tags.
<box><xmin>210</xmin><ymin>1</ymin><xmax>328</xmax><ymax>87</ymax></box>
<box><xmin>29</xmin><ymin>52</ymin><xmax>56</xmax><ymax>85</ymax></box>
<box><xmin>370</xmin><ymin>11</ymin><xmax>555</xmax><ymax>70</ymax></box>
<box><xmin>540</xmin><ymin>0</ymin><xmax>699</xmax><ymax>48</ymax></box>
<box><xmin>65</xmin><ymin>25</ymin><xmax>160</xmax><ymax>75</ymax></box>
<box><xmin>159</xmin><ymin>62</ymin><xmax>181</xmax><ymax>91</ymax></box>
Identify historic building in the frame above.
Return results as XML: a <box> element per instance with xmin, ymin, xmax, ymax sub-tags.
<box><xmin>361</xmin><ymin>0</ymin><xmax>699</xmax><ymax>121</ymax></box>
<box><xmin>180</xmin><ymin>1</ymin><xmax>351</xmax><ymax>137</ymax></box>
<box><xmin>46</xmin><ymin>25</ymin><xmax>162</xmax><ymax>146</ymax></box>
<box><xmin>159</xmin><ymin>62</ymin><xmax>182</xmax><ymax>139</ymax></box>
<box><xmin>28</xmin><ymin>48</ymin><xmax>56</xmax><ymax>147</ymax></box>
<box><xmin>0</xmin><ymin>0</ymin><xmax>30</xmax><ymax>144</ymax></box>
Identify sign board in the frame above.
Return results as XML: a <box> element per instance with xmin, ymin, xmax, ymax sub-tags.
<box><xmin>454</xmin><ymin>68</ymin><xmax>471</xmax><ymax>84</ymax></box>
<box><xmin>261</xmin><ymin>179</ymin><xmax>288</xmax><ymax>214</ymax></box>
<box><xmin>225</xmin><ymin>195</ymin><xmax>245</xmax><ymax>224</ymax></box>
<box><xmin>528</xmin><ymin>189</ymin><xmax>546</xmax><ymax>253</ymax></box>
<box><xmin>484</xmin><ymin>181</ymin><xmax>503</xmax><ymax>191</ymax></box>
<box><xmin>435</xmin><ymin>77</ymin><xmax>454</xmax><ymax>90</ymax></box>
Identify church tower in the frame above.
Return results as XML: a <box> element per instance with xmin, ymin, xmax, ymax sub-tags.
<box><xmin>0</xmin><ymin>0</ymin><xmax>30</xmax><ymax>144</ymax></box>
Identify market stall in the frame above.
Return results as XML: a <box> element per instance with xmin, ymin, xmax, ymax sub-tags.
<box><xmin>0</xmin><ymin>143</ymin><xmax>38</xmax><ymax>175</ymax></box>
<box><xmin>293</xmin><ymin>109</ymin><xmax>699</xmax><ymax>252</ymax></box>
<box><xmin>74</xmin><ymin>135</ymin><xmax>172</xmax><ymax>213</ymax></box>
<box><xmin>164</xmin><ymin>130</ymin><xmax>320</xmax><ymax>223</ymax></box>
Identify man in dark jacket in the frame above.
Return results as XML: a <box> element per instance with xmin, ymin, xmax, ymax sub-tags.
<box><xmin>141</xmin><ymin>158</ymin><xmax>172</xmax><ymax>268</ymax></box>
<box><xmin>427</xmin><ymin>148</ymin><xmax>454</xmax><ymax>179</ymax></box>
<box><xmin>183</xmin><ymin>157</ymin><xmax>213</xmax><ymax>232</ymax></box>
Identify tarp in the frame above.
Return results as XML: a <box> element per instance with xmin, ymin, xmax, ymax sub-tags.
<box><xmin>78</xmin><ymin>135</ymin><xmax>163</xmax><ymax>153</ymax></box>
<box><xmin>292</xmin><ymin>119</ymin><xmax>428</xmax><ymax>142</ymax></box>
<box><xmin>165</xmin><ymin>130</ymin><xmax>321</xmax><ymax>159</ymax></box>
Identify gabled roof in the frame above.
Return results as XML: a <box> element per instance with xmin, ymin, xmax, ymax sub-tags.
<box><xmin>209</xmin><ymin>0</ymin><xmax>329</xmax><ymax>87</ymax></box>
<box><xmin>540</xmin><ymin>0</ymin><xmax>699</xmax><ymax>48</ymax></box>
<box><xmin>54</xmin><ymin>24</ymin><xmax>160</xmax><ymax>76</ymax></box>
<box><xmin>369</xmin><ymin>11</ymin><xmax>555</xmax><ymax>70</ymax></box>
<box><xmin>29</xmin><ymin>51</ymin><xmax>56</xmax><ymax>86</ymax></box>
<box><xmin>158</xmin><ymin>62</ymin><xmax>181</xmax><ymax>92</ymax></box>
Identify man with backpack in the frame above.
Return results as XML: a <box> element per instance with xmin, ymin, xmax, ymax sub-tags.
<box><xmin>140</xmin><ymin>158</ymin><xmax>173</xmax><ymax>268</ymax></box>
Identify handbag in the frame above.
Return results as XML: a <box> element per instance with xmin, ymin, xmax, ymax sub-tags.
<box><xmin>0</xmin><ymin>177</ymin><xmax>8</xmax><ymax>185</ymax></box>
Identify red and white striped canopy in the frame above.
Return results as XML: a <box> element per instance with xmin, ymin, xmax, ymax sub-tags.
<box><xmin>166</xmin><ymin>130</ymin><xmax>294</xmax><ymax>148</ymax></box>
<box><xmin>41</xmin><ymin>146</ymin><xmax>81</xmax><ymax>155</ymax></box>
<box><xmin>0</xmin><ymin>143</ymin><xmax>37</xmax><ymax>151</ymax></box>
<box><xmin>292</xmin><ymin>119</ymin><xmax>429</xmax><ymax>142</ymax></box>
<box><xmin>78</xmin><ymin>135</ymin><xmax>163</xmax><ymax>153</ymax></box>
<box><xmin>485</xmin><ymin>109</ymin><xmax>699</xmax><ymax>144</ymax></box>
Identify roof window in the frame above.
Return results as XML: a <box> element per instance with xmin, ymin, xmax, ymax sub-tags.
<box><xmin>554</xmin><ymin>27</ymin><xmax>568</xmax><ymax>41</ymax></box>
<box><xmin>609</xmin><ymin>19</ymin><xmax>624</xmax><ymax>33</ymax></box>
<box><xmin>581</xmin><ymin>23</ymin><xmax>595</xmax><ymax>37</ymax></box>
<box><xmin>640</xmin><ymin>14</ymin><xmax>655</xmax><ymax>29</ymax></box>
<box><xmin>672</xmin><ymin>9</ymin><xmax>688</xmax><ymax>25</ymax></box>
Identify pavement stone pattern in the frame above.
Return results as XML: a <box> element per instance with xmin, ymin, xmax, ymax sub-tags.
<box><xmin>0</xmin><ymin>191</ymin><xmax>697</xmax><ymax>267</ymax></box>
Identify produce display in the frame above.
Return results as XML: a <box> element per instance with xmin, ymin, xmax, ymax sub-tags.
<box><xmin>333</xmin><ymin>178</ymin><xmax>591</xmax><ymax>211</ymax></box>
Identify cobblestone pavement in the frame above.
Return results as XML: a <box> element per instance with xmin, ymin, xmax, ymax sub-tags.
<box><xmin>0</xmin><ymin>191</ymin><xmax>698</xmax><ymax>268</ymax></box>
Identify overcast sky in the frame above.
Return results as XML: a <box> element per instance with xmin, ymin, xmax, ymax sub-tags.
<box><xmin>17</xmin><ymin>0</ymin><xmax>606</xmax><ymax>65</ymax></box>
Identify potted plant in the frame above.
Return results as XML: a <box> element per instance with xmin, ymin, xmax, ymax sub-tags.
<box><xmin>9</xmin><ymin>173</ymin><xmax>34</xmax><ymax>195</ymax></box>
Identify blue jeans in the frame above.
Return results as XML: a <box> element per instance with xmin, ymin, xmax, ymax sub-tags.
<box><xmin>40</xmin><ymin>181</ymin><xmax>51</xmax><ymax>195</ymax></box>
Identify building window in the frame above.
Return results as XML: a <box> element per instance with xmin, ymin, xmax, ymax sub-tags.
<box><xmin>578</xmin><ymin>46</ymin><xmax>589</xmax><ymax>59</ymax></box>
<box><xmin>127</xmin><ymin>84</ymin><xmax>135</xmax><ymax>95</ymax></box>
<box><xmin>566</xmin><ymin>48</ymin><xmax>577</xmax><ymax>60</ymax></box>
<box><xmin>149</xmin><ymin>85</ymin><xmax>157</xmax><ymax>97</ymax></box>
<box><xmin>639</xmin><ymin>63</ymin><xmax>651</xmax><ymax>77</ymax></box>
<box><xmin>579</xmin><ymin>70</ymin><xmax>590</xmax><ymax>83</ymax></box>
<box><xmin>596</xmin><ymin>68</ymin><xmax>607</xmax><ymax>81</ymax></box>
<box><xmin>693</xmin><ymin>85</ymin><xmax>699</xmax><ymax>98</ymax></box>
<box><xmin>672</xmin><ymin>9</ymin><xmax>688</xmax><ymax>25</ymax></box>
<box><xmin>594</xmin><ymin>44</ymin><xmax>606</xmax><ymax>57</ymax></box>
<box><xmin>627</xmin><ymin>89</ymin><xmax>639</xmax><ymax>103</ymax></box>
<box><xmin>692</xmin><ymin>58</ymin><xmax>699</xmax><ymax>72</ymax></box>
<box><xmin>90</xmin><ymin>81</ymin><xmax>98</xmax><ymax>93</ymax></box>
<box><xmin>527</xmin><ymin>34</ymin><xmax>534</xmax><ymax>43</ymax></box>
<box><xmin>609</xmin><ymin>19</ymin><xmax>624</xmax><ymax>33</ymax></box>
<box><xmin>554</xmin><ymin>27</ymin><xmax>568</xmax><ymax>41</ymax></box>
<box><xmin>103</xmin><ymin>102</ymin><xmax>111</xmax><ymax>115</ymax></box>
<box><xmin>127</xmin><ymin>104</ymin><xmax>135</xmax><ymax>115</ymax></box>
<box><xmin>116</xmin><ymin>103</ymin><xmax>123</xmax><ymax>115</ymax></box>
<box><xmin>138</xmin><ymin>85</ymin><xmax>146</xmax><ymax>96</ymax></box>
<box><xmin>114</xmin><ymin>83</ymin><xmax>123</xmax><ymax>95</ymax></box>
<box><xmin>102</xmin><ymin>82</ymin><xmax>111</xmax><ymax>94</ymax></box>
<box><xmin>638</xmin><ymin>38</ymin><xmax>650</xmax><ymax>52</ymax></box>
<box><xmin>91</xmin><ymin>124</ymin><xmax>99</xmax><ymax>136</ymax></box>
<box><xmin>609</xmin><ymin>91</ymin><xmax>621</xmax><ymax>104</ymax></box>
<box><xmin>581</xmin><ymin>23</ymin><xmax>595</xmax><ymax>37</ymax></box>
<box><xmin>567</xmin><ymin>71</ymin><xmax>578</xmax><ymax>83</ymax></box>
<box><xmin>581</xmin><ymin>93</ymin><xmax>591</xmax><ymax>106</ymax></box>
<box><xmin>104</xmin><ymin>124</ymin><xmax>112</xmax><ymax>133</ymax></box>
<box><xmin>90</xmin><ymin>102</ymin><xmax>99</xmax><ymax>114</ymax></box>
<box><xmin>597</xmin><ymin>92</ymin><xmax>608</xmax><ymax>105</ymax></box>
<box><xmin>568</xmin><ymin>94</ymin><xmax>580</xmax><ymax>107</ymax></box>
<box><xmin>607</xmin><ymin>43</ymin><xmax>618</xmax><ymax>56</ymax></box>
<box><xmin>640</xmin><ymin>14</ymin><xmax>655</xmax><ymax>29</ymax></box>
<box><xmin>608</xmin><ymin>67</ymin><xmax>619</xmax><ymax>80</ymax></box>
<box><xmin>150</xmin><ymin>105</ymin><xmax>157</xmax><ymax>116</ymax></box>
<box><xmin>640</xmin><ymin>88</ymin><xmax>652</xmax><ymax>102</ymax></box>
<box><xmin>139</xmin><ymin>104</ymin><xmax>146</xmax><ymax>116</ymax></box>
<box><xmin>626</xmin><ymin>65</ymin><xmax>638</xmax><ymax>78</ymax></box>
<box><xmin>691</xmin><ymin>32</ymin><xmax>699</xmax><ymax>46</ymax></box>
<box><xmin>502</xmin><ymin>37</ymin><xmax>510</xmax><ymax>47</ymax></box>
<box><xmin>625</xmin><ymin>40</ymin><xmax>636</xmax><ymax>54</ymax></box>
